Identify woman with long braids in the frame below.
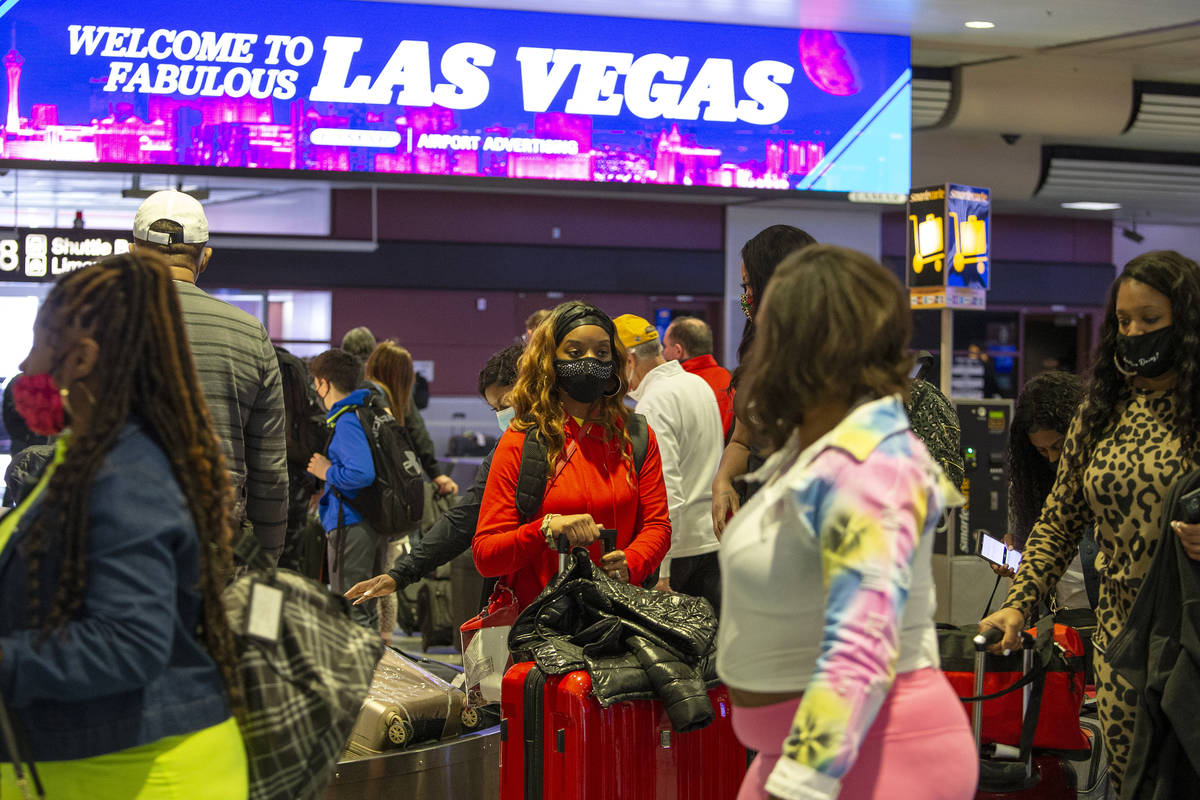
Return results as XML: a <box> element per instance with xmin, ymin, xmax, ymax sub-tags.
<box><xmin>981</xmin><ymin>250</ymin><xmax>1200</xmax><ymax>792</ymax></box>
<box><xmin>473</xmin><ymin>301</ymin><xmax>671</xmax><ymax>610</ymax></box>
<box><xmin>0</xmin><ymin>252</ymin><xmax>246</xmax><ymax>798</ymax></box>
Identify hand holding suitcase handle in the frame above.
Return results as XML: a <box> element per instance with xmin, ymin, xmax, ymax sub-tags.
<box><xmin>977</xmin><ymin>606</ymin><xmax>1027</xmax><ymax>655</ymax></box>
<box><xmin>556</xmin><ymin>528</ymin><xmax>626</xmax><ymax>580</ymax></box>
<box><xmin>555</xmin><ymin>529</ymin><xmax>617</xmax><ymax>554</ymax></box>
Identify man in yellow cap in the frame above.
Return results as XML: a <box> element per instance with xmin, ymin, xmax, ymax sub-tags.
<box><xmin>613</xmin><ymin>313</ymin><xmax>724</xmax><ymax>612</ymax></box>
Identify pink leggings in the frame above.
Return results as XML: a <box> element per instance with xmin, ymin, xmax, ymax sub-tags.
<box><xmin>733</xmin><ymin>668</ymin><xmax>978</xmax><ymax>800</ymax></box>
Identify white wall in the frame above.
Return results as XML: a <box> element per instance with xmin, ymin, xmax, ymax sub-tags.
<box><xmin>1112</xmin><ymin>223</ymin><xmax>1200</xmax><ymax>273</ymax></box>
<box><xmin>722</xmin><ymin>205</ymin><xmax>883</xmax><ymax>367</ymax></box>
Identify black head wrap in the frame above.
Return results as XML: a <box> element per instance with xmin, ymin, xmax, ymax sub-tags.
<box><xmin>553</xmin><ymin>303</ymin><xmax>616</xmax><ymax>345</ymax></box>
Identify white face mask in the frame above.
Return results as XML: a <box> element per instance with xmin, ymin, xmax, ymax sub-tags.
<box><xmin>496</xmin><ymin>406</ymin><xmax>516</xmax><ymax>433</ymax></box>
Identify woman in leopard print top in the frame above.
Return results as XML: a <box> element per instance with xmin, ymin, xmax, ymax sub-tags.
<box><xmin>980</xmin><ymin>250</ymin><xmax>1200</xmax><ymax>792</ymax></box>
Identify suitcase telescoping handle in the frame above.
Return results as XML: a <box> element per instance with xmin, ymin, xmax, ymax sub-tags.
<box><xmin>557</xmin><ymin>528</ymin><xmax>617</xmax><ymax>572</ymax></box>
<box><xmin>971</xmin><ymin>627</ymin><xmax>1035</xmax><ymax>770</ymax></box>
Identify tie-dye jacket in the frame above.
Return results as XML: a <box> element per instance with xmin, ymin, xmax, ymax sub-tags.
<box><xmin>725</xmin><ymin>396</ymin><xmax>956</xmax><ymax>800</ymax></box>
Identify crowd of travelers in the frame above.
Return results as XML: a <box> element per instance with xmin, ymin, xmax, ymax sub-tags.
<box><xmin>0</xmin><ymin>188</ymin><xmax>1196</xmax><ymax>800</ymax></box>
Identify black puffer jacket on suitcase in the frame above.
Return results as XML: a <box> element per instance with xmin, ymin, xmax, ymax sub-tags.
<box><xmin>508</xmin><ymin>549</ymin><xmax>718</xmax><ymax>732</ymax></box>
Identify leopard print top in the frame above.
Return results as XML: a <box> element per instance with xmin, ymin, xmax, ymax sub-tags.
<box><xmin>1004</xmin><ymin>388</ymin><xmax>1190</xmax><ymax>645</ymax></box>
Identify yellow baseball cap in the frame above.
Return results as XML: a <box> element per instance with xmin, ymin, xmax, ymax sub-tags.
<box><xmin>613</xmin><ymin>314</ymin><xmax>658</xmax><ymax>349</ymax></box>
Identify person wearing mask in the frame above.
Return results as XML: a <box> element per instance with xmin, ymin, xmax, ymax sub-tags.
<box><xmin>345</xmin><ymin>344</ymin><xmax>523</xmax><ymax>605</ymax></box>
<box><xmin>130</xmin><ymin>190</ymin><xmax>287</xmax><ymax>562</ymax></box>
<box><xmin>712</xmin><ymin>224</ymin><xmax>816</xmax><ymax>537</ymax></box>
<box><xmin>342</xmin><ymin>326</ymin><xmax>458</xmax><ymax>498</ymax></box>
<box><xmin>0</xmin><ymin>253</ymin><xmax>246</xmax><ymax>798</ymax></box>
<box><xmin>307</xmin><ymin>349</ymin><xmax>380</xmax><ymax>630</ymax></box>
<box><xmin>2</xmin><ymin>373</ymin><xmax>50</xmax><ymax>456</ymax></box>
<box><xmin>662</xmin><ymin>316</ymin><xmax>734</xmax><ymax>440</ymax></box>
<box><xmin>719</xmin><ymin>245</ymin><xmax>975</xmax><ymax>800</ymax></box>
<box><xmin>980</xmin><ymin>250</ymin><xmax>1200</xmax><ymax>793</ymax></box>
<box><xmin>472</xmin><ymin>302</ymin><xmax>671</xmax><ymax>610</ymax></box>
<box><xmin>991</xmin><ymin>371</ymin><xmax>1096</xmax><ymax>611</ymax></box>
<box><xmin>617</xmin><ymin>314</ymin><xmax>724</xmax><ymax>612</ymax></box>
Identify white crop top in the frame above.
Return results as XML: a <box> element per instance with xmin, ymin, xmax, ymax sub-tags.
<box><xmin>717</xmin><ymin>396</ymin><xmax>958</xmax><ymax>693</ymax></box>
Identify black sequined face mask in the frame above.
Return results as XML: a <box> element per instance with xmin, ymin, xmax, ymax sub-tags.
<box><xmin>554</xmin><ymin>358</ymin><xmax>615</xmax><ymax>404</ymax></box>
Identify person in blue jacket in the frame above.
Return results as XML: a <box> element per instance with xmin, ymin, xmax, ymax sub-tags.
<box><xmin>307</xmin><ymin>348</ymin><xmax>380</xmax><ymax>629</ymax></box>
<box><xmin>0</xmin><ymin>252</ymin><xmax>246</xmax><ymax>798</ymax></box>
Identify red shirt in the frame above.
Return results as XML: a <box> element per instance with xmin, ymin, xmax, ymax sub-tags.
<box><xmin>681</xmin><ymin>354</ymin><xmax>733</xmax><ymax>439</ymax></box>
<box><xmin>473</xmin><ymin>416</ymin><xmax>672</xmax><ymax>610</ymax></box>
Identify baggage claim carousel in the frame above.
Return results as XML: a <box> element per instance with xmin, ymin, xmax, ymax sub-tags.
<box><xmin>325</xmin><ymin>725</ymin><xmax>501</xmax><ymax>799</ymax></box>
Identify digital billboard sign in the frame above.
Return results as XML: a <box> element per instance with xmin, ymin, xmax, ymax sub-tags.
<box><xmin>0</xmin><ymin>1</ymin><xmax>911</xmax><ymax>193</ymax></box>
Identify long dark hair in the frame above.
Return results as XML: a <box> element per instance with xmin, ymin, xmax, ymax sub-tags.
<box><xmin>732</xmin><ymin>224</ymin><xmax>816</xmax><ymax>388</ymax></box>
<box><xmin>1070</xmin><ymin>250</ymin><xmax>1200</xmax><ymax>473</ymax></box>
<box><xmin>1009</xmin><ymin>371</ymin><xmax>1084</xmax><ymax>548</ymax></box>
<box><xmin>23</xmin><ymin>251</ymin><xmax>241</xmax><ymax>709</ymax></box>
<box><xmin>740</xmin><ymin>245</ymin><xmax>911</xmax><ymax>452</ymax></box>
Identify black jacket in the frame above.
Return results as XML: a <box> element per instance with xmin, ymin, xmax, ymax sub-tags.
<box><xmin>388</xmin><ymin>449</ymin><xmax>493</xmax><ymax>589</ymax></box>
<box><xmin>1107</xmin><ymin>469</ymin><xmax>1200</xmax><ymax>799</ymax></box>
<box><xmin>3</xmin><ymin>444</ymin><xmax>54</xmax><ymax>507</ymax></box>
<box><xmin>508</xmin><ymin>550</ymin><xmax>719</xmax><ymax>732</ymax></box>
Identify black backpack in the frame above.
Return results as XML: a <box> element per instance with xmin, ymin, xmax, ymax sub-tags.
<box><xmin>273</xmin><ymin>346</ymin><xmax>326</xmax><ymax>474</ymax></box>
<box><xmin>326</xmin><ymin>399</ymin><xmax>425</xmax><ymax>538</ymax></box>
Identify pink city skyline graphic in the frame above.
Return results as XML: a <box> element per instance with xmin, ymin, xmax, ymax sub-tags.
<box><xmin>0</xmin><ymin>37</ymin><xmax>828</xmax><ymax>189</ymax></box>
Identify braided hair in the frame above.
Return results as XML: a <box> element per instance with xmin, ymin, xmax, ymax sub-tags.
<box><xmin>23</xmin><ymin>251</ymin><xmax>241</xmax><ymax>710</ymax></box>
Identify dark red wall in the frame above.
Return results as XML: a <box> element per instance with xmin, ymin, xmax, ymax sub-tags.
<box><xmin>331</xmin><ymin>189</ymin><xmax>724</xmax><ymax>250</ymax></box>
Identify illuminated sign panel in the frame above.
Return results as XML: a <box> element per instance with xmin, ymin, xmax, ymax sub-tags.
<box><xmin>906</xmin><ymin>183</ymin><xmax>991</xmax><ymax>309</ymax></box>
<box><xmin>0</xmin><ymin>2</ymin><xmax>910</xmax><ymax>193</ymax></box>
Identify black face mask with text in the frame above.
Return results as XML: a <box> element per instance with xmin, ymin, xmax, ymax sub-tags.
<box><xmin>1115</xmin><ymin>325</ymin><xmax>1176</xmax><ymax>379</ymax></box>
<box><xmin>554</xmin><ymin>358</ymin><xmax>615</xmax><ymax>404</ymax></box>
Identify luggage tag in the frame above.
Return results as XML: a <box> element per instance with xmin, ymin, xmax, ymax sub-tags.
<box><xmin>245</xmin><ymin>580</ymin><xmax>285</xmax><ymax>644</ymax></box>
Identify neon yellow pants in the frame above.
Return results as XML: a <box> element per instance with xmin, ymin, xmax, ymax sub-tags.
<box><xmin>1</xmin><ymin>716</ymin><xmax>247</xmax><ymax>800</ymax></box>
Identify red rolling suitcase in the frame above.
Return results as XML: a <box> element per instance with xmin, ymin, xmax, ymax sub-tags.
<box><xmin>500</xmin><ymin>660</ymin><xmax>747</xmax><ymax>800</ymax></box>
<box><xmin>970</xmin><ymin>629</ymin><xmax>1076</xmax><ymax>800</ymax></box>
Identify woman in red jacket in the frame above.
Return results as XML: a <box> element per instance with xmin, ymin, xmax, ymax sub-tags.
<box><xmin>474</xmin><ymin>301</ymin><xmax>672</xmax><ymax>609</ymax></box>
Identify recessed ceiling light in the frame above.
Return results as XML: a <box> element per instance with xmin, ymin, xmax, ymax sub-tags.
<box><xmin>1061</xmin><ymin>202</ymin><xmax>1122</xmax><ymax>211</ymax></box>
<box><xmin>964</xmin><ymin>20</ymin><xmax>996</xmax><ymax>29</ymax></box>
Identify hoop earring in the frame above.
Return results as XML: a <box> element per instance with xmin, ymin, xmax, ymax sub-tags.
<box><xmin>603</xmin><ymin>376</ymin><xmax>622</xmax><ymax>398</ymax></box>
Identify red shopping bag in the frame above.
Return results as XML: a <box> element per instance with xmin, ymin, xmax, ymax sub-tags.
<box><xmin>460</xmin><ymin>584</ymin><xmax>519</xmax><ymax>706</ymax></box>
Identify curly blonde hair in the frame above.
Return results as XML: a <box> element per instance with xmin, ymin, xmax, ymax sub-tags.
<box><xmin>508</xmin><ymin>301</ymin><xmax>633</xmax><ymax>473</ymax></box>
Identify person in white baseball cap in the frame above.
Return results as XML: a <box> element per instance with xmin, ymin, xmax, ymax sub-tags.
<box><xmin>132</xmin><ymin>190</ymin><xmax>212</xmax><ymax>275</ymax></box>
<box><xmin>131</xmin><ymin>190</ymin><xmax>289</xmax><ymax>563</ymax></box>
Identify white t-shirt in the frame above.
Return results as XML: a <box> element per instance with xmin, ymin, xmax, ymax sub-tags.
<box><xmin>629</xmin><ymin>360</ymin><xmax>723</xmax><ymax>577</ymax></box>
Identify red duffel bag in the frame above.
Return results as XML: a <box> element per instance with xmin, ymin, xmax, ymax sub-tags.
<box><xmin>938</xmin><ymin>614</ymin><xmax>1088</xmax><ymax>753</ymax></box>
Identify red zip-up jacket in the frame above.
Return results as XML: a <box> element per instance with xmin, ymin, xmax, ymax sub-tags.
<box><xmin>473</xmin><ymin>416</ymin><xmax>672</xmax><ymax>610</ymax></box>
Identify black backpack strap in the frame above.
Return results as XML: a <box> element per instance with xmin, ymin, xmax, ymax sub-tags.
<box><xmin>515</xmin><ymin>429</ymin><xmax>550</xmax><ymax>525</ymax></box>
<box><xmin>515</xmin><ymin>416</ymin><xmax>648</xmax><ymax>525</ymax></box>
<box><xmin>628</xmin><ymin>413</ymin><xmax>649</xmax><ymax>473</ymax></box>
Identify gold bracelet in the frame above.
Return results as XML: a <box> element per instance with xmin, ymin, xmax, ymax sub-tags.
<box><xmin>541</xmin><ymin>513</ymin><xmax>558</xmax><ymax>549</ymax></box>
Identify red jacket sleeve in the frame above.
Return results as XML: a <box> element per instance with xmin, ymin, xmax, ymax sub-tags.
<box><xmin>622</xmin><ymin>426</ymin><xmax>672</xmax><ymax>586</ymax></box>
<box><xmin>472</xmin><ymin>429</ymin><xmax>548</xmax><ymax>577</ymax></box>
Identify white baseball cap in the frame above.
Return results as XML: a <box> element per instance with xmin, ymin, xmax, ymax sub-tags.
<box><xmin>133</xmin><ymin>190</ymin><xmax>209</xmax><ymax>245</ymax></box>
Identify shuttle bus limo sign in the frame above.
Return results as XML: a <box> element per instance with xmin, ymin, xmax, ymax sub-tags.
<box><xmin>1</xmin><ymin>1</ymin><xmax>911</xmax><ymax>194</ymax></box>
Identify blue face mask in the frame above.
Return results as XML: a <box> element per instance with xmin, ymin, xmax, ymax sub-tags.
<box><xmin>496</xmin><ymin>406</ymin><xmax>516</xmax><ymax>433</ymax></box>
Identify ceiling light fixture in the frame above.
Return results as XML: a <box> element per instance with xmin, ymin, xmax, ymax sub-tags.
<box><xmin>1061</xmin><ymin>202</ymin><xmax>1122</xmax><ymax>211</ymax></box>
<box><xmin>964</xmin><ymin>20</ymin><xmax>995</xmax><ymax>29</ymax></box>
